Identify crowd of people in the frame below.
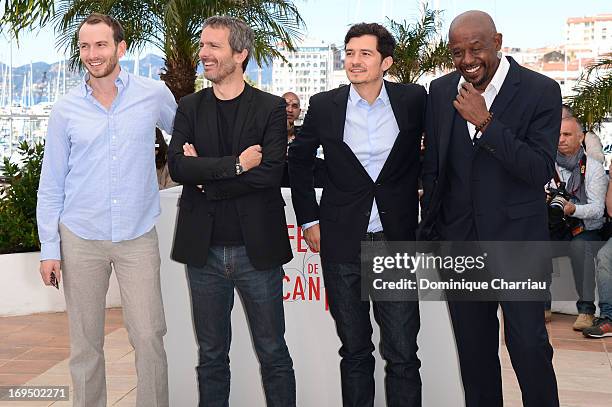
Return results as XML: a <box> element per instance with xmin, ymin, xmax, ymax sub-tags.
<box><xmin>34</xmin><ymin>8</ymin><xmax>611</xmax><ymax>407</ymax></box>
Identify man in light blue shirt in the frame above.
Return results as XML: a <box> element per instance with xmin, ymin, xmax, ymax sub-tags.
<box><xmin>36</xmin><ymin>13</ymin><xmax>176</xmax><ymax>407</ymax></box>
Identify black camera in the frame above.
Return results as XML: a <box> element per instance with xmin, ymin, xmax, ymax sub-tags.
<box><xmin>547</xmin><ymin>182</ymin><xmax>583</xmax><ymax>238</ymax></box>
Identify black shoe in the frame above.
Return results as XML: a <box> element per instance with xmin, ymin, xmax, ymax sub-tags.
<box><xmin>582</xmin><ymin>317</ymin><xmax>612</xmax><ymax>338</ymax></box>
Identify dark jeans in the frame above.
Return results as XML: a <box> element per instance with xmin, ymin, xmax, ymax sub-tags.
<box><xmin>546</xmin><ymin>229</ymin><xmax>600</xmax><ymax>314</ymax></box>
<box><xmin>322</xmin><ymin>261</ymin><xmax>421</xmax><ymax>407</ymax></box>
<box><xmin>187</xmin><ymin>246</ymin><xmax>295</xmax><ymax>407</ymax></box>
<box><xmin>448</xmin><ymin>301</ymin><xmax>559</xmax><ymax>407</ymax></box>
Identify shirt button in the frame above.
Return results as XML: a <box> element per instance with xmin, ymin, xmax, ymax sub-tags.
<box><xmin>113</xmin><ymin>200</ymin><xmax>117</xmax><ymax>204</ymax></box>
<box><xmin>113</xmin><ymin>156</ymin><xmax>117</xmax><ymax>160</ymax></box>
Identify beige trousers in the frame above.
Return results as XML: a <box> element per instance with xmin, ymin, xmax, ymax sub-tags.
<box><xmin>59</xmin><ymin>224</ymin><xmax>168</xmax><ymax>407</ymax></box>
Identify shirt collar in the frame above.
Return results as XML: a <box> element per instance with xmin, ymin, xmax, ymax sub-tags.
<box><xmin>457</xmin><ymin>53</ymin><xmax>510</xmax><ymax>95</ymax></box>
<box><xmin>82</xmin><ymin>66</ymin><xmax>129</xmax><ymax>96</ymax></box>
<box><xmin>348</xmin><ymin>82</ymin><xmax>390</xmax><ymax>107</ymax></box>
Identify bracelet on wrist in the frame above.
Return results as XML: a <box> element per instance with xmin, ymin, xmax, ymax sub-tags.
<box><xmin>475</xmin><ymin>112</ymin><xmax>494</xmax><ymax>133</ymax></box>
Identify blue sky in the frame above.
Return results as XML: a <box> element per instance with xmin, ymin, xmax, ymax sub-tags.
<box><xmin>0</xmin><ymin>0</ymin><xmax>609</xmax><ymax>66</ymax></box>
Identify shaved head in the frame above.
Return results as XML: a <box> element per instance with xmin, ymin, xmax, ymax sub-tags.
<box><xmin>449</xmin><ymin>10</ymin><xmax>497</xmax><ymax>38</ymax></box>
<box><xmin>282</xmin><ymin>91</ymin><xmax>299</xmax><ymax>101</ymax></box>
<box><xmin>283</xmin><ymin>91</ymin><xmax>301</xmax><ymax>124</ymax></box>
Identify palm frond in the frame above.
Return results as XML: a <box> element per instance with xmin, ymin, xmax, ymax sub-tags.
<box><xmin>3</xmin><ymin>0</ymin><xmax>305</xmax><ymax>99</ymax></box>
<box><xmin>0</xmin><ymin>0</ymin><xmax>56</xmax><ymax>41</ymax></box>
<box><xmin>566</xmin><ymin>71</ymin><xmax>612</xmax><ymax>131</ymax></box>
<box><xmin>386</xmin><ymin>4</ymin><xmax>451</xmax><ymax>84</ymax></box>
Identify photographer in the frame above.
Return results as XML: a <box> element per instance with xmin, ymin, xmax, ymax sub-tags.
<box><xmin>546</xmin><ymin>116</ymin><xmax>607</xmax><ymax>330</ymax></box>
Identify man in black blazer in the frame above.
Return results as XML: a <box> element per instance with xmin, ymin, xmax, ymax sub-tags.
<box><xmin>419</xmin><ymin>11</ymin><xmax>560</xmax><ymax>407</ymax></box>
<box><xmin>289</xmin><ymin>23</ymin><xmax>425</xmax><ymax>407</ymax></box>
<box><xmin>167</xmin><ymin>16</ymin><xmax>295</xmax><ymax>407</ymax></box>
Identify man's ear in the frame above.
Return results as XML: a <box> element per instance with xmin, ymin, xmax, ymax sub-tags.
<box><xmin>234</xmin><ymin>49</ymin><xmax>248</xmax><ymax>69</ymax></box>
<box><xmin>381</xmin><ymin>55</ymin><xmax>393</xmax><ymax>72</ymax></box>
<box><xmin>117</xmin><ymin>40</ymin><xmax>127</xmax><ymax>58</ymax></box>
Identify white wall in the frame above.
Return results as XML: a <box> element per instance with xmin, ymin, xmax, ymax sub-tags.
<box><xmin>158</xmin><ymin>187</ymin><xmax>465</xmax><ymax>407</ymax></box>
<box><xmin>0</xmin><ymin>251</ymin><xmax>122</xmax><ymax>316</ymax></box>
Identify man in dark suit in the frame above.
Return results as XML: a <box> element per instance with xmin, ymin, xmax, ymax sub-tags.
<box><xmin>167</xmin><ymin>16</ymin><xmax>295</xmax><ymax>407</ymax></box>
<box><xmin>419</xmin><ymin>11</ymin><xmax>561</xmax><ymax>407</ymax></box>
<box><xmin>289</xmin><ymin>23</ymin><xmax>425</xmax><ymax>407</ymax></box>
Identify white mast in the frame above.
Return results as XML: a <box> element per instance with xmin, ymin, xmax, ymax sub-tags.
<box><xmin>29</xmin><ymin>62</ymin><xmax>33</xmax><ymax>106</ymax></box>
<box><xmin>54</xmin><ymin>60</ymin><xmax>61</xmax><ymax>102</ymax></box>
<box><xmin>1</xmin><ymin>63</ymin><xmax>7</xmax><ymax>107</ymax></box>
<box><xmin>9</xmin><ymin>36</ymin><xmax>13</xmax><ymax>108</ymax></box>
<box><xmin>20</xmin><ymin>71</ymin><xmax>27</xmax><ymax>106</ymax></box>
<box><xmin>133</xmin><ymin>50</ymin><xmax>140</xmax><ymax>76</ymax></box>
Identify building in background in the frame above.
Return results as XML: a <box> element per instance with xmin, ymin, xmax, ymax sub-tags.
<box><xmin>566</xmin><ymin>14</ymin><xmax>612</xmax><ymax>58</ymax></box>
<box><xmin>271</xmin><ymin>38</ymin><xmax>342</xmax><ymax>115</ymax></box>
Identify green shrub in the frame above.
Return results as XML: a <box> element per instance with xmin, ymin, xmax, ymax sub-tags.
<box><xmin>0</xmin><ymin>141</ymin><xmax>44</xmax><ymax>254</ymax></box>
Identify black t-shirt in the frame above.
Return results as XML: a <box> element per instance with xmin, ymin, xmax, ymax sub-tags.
<box><xmin>211</xmin><ymin>93</ymin><xmax>243</xmax><ymax>245</ymax></box>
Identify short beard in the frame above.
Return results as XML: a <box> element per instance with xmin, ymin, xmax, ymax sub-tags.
<box><xmin>87</xmin><ymin>53</ymin><xmax>119</xmax><ymax>79</ymax></box>
<box><xmin>205</xmin><ymin>59</ymin><xmax>237</xmax><ymax>84</ymax></box>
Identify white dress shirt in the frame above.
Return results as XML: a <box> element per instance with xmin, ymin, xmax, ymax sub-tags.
<box><xmin>457</xmin><ymin>54</ymin><xmax>510</xmax><ymax>140</ymax></box>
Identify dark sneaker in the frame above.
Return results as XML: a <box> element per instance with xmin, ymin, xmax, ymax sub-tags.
<box><xmin>582</xmin><ymin>317</ymin><xmax>612</xmax><ymax>338</ymax></box>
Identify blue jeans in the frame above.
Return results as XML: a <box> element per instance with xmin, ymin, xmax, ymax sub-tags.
<box><xmin>186</xmin><ymin>246</ymin><xmax>295</xmax><ymax>407</ymax></box>
<box><xmin>322</xmin><ymin>261</ymin><xmax>421</xmax><ymax>407</ymax></box>
<box><xmin>595</xmin><ymin>238</ymin><xmax>612</xmax><ymax>319</ymax></box>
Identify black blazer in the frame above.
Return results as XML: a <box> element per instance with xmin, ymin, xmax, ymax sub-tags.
<box><xmin>289</xmin><ymin>81</ymin><xmax>427</xmax><ymax>263</ymax></box>
<box><xmin>168</xmin><ymin>84</ymin><xmax>293</xmax><ymax>270</ymax></box>
<box><xmin>419</xmin><ymin>57</ymin><xmax>562</xmax><ymax>242</ymax></box>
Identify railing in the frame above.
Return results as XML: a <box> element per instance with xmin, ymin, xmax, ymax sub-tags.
<box><xmin>0</xmin><ymin>114</ymin><xmax>49</xmax><ymax>160</ymax></box>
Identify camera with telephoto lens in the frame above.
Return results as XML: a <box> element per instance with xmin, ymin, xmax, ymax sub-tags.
<box><xmin>547</xmin><ymin>182</ymin><xmax>584</xmax><ymax>238</ymax></box>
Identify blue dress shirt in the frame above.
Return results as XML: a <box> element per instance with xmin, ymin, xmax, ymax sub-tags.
<box><xmin>37</xmin><ymin>68</ymin><xmax>177</xmax><ymax>260</ymax></box>
<box><xmin>302</xmin><ymin>83</ymin><xmax>399</xmax><ymax>233</ymax></box>
<box><xmin>343</xmin><ymin>84</ymin><xmax>399</xmax><ymax>232</ymax></box>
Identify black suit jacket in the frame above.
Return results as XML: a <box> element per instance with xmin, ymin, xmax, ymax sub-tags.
<box><xmin>168</xmin><ymin>84</ymin><xmax>293</xmax><ymax>270</ymax></box>
<box><xmin>419</xmin><ymin>57</ymin><xmax>562</xmax><ymax>242</ymax></box>
<box><xmin>289</xmin><ymin>81</ymin><xmax>427</xmax><ymax>263</ymax></box>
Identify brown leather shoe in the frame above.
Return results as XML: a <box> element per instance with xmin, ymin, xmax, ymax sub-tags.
<box><xmin>573</xmin><ymin>313</ymin><xmax>595</xmax><ymax>331</ymax></box>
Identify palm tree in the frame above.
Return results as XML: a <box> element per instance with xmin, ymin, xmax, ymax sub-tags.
<box><xmin>1</xmin><ymin>0</ymin><xmax>305</xmax><ymax>101</ymax></box>
<box><xmin>565</xmin><ymin>54</ymin><xmax>612</xmax><ymax>131</ymax></box>
<box><xmin>1</xmin><ymin>0</ymin><xmax>56</xmax><ymax>40</ymax></box>
<box><xmin>386</xmin><ymin>4</ymin><xmax>453</xmax><ymax>84</ymax></box>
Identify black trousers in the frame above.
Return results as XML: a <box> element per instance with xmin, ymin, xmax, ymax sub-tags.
<box><xmin>448</xmin><ymin>300</ymin><xmax>559</xmax><ymax>407</ymax></box>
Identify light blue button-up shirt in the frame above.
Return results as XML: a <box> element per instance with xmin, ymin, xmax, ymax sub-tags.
<box><xmin>302</xmin><ymin>84</ymin><xmax>400</xmax><ymax>232</ymax></box>
<box><xmin>344</xmin><ymin>84</ymin><xmax>399</xmax><ymax>232</ymax></box>
<box><xmin>37</xmin><ymin>68</ymin><xmax>177</xmax><ymax>260</ymax></box>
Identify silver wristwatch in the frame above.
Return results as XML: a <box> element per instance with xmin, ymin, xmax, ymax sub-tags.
<box><xmin>235</xmin><ymin>157</ymin><xmax>244</xmax><ymax>175</ymax></box>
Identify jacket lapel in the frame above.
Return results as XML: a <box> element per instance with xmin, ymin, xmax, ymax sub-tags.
<box><xmin>231</xmin><ymin>83</ymin><xmax>254</xmax><ymax>154</ymax></box>
<box><xmin>331</xmin><ymin>85</ymin><xmax>349</xmax><ymax>141</ymax></box>
<box><xmin>333</xmin><ymin>86</ymin><xmax>371</xmax><ymax>180</ymax></box>
<box><xmin>201</xmin><ymin>88</ymin><xmax>220</xmax><ymax>157</ymax></box>
<box><xmin>376</xmin><ymin>81</ymin><xmax>406</xmax><ymax>182</ymax></box>
<box><xmin>488</xmin><ymin>56</ymin><xmax>520</xmax><ymax>120</ymax></box>
<box><xmin>438</xmin><ymin>73</ymin><xmax>461</xmax><ymax>174</ymax></box>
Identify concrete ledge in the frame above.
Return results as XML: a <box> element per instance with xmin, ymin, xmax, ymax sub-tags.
<box><xmin>0</xmin><ymin>251</ymin><xmax>122</xmax><ymax>316</ymax></box>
